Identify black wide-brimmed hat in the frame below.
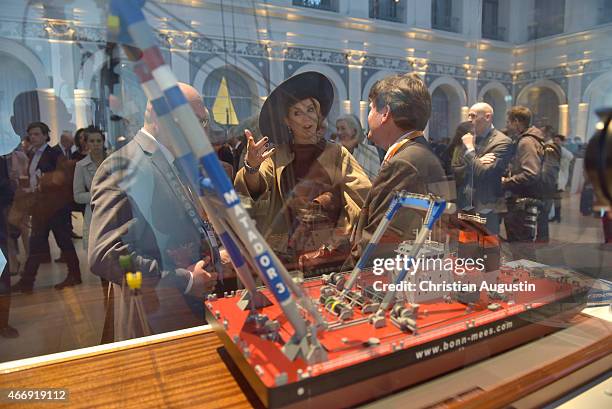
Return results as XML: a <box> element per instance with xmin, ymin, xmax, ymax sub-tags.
<box><xmin>259</xmin><ymin>71</ymin><xmax>334</xmax><ymax>144</ymax></box>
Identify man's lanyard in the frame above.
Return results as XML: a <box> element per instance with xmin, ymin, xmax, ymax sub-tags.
<box><xmin>382</xmin><ymin>130</ymin><xmax>424</xmax><ymax>165</ymax></box>
<box><xmin>153</xmin><ymin>147</ymin><xmax>223</xmax><ymax>281</ymax></box>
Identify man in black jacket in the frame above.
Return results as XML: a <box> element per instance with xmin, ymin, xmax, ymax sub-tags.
<box><xmin>502</xmin><ymin>106</ymin><xmax>546</xmax><ymax>243</ymax></box>
<box><xmin>453</xmin><ymin>102</ymin><xmax>513</xmax><ymax>234</ymax></box>
<box><xmin>351</xmin><ymin>73</ymin><xmax>448</xmax><ymax>260</ymax></box>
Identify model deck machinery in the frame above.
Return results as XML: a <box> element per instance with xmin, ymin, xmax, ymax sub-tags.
<box><xmin>203</xmin><ymin>194</ymin><xmax>589</xmax><ymax>408</ymax></box>
<box><xmin>108</xmin><ymin>2</ymin><xmax>591</xmax><ymax>407</ymax></box>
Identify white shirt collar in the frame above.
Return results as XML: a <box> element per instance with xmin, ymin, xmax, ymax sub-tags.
<box><xmin>139</xmin><ymin>128</ymin><xmax>174</xmax><ymax>162</ymax></box>
<box><xmin>139</xmin><ymin>127</ymin><xmax>156</xmax><ymax>142</ymax></box>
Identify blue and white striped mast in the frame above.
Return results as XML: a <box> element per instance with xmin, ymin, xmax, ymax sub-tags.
<box><xmin>108</xmin><ymin>0</ymin><xmax>325</xmax><ymax>361</ymax></box>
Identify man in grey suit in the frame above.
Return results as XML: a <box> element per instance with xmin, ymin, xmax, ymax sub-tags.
<box><xmin>89</xmin><ymin>83</ymin><xmax>228</xmax><ymax>338</ymax></box>
<box><xmin>453</xmin><ymin>102</ymin><xmax>513</xmax><ymax>234</ymax></box>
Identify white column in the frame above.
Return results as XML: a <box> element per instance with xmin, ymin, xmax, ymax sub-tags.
<box><xmin>508</xmin><ymin>0</ymin><xmax>533</xmax><ymax>43</ymax></box>
<box><xmin>563</xmin><ymin>0</ymin><xmax>586</xmax><ymax>34</ymax></box>
<box><xmin>347</xmin><ymin>51</ymin><xmax>365</xmax><ymax>118</ymax></box>
<box><xmin>47</xmin><ymin>37</ymin><xmax>76</xmax><ymax>142</ymax></box>
<box><xmin>346</xmin><ymin>0</ymin><xmax>369</xmax><ymax>18</ymax></box>
<box><xmin>73</xmin><ymin>89</ymin><xmax>92</xmax><ymax>129</ymax></box>
<box><xmin>171</xmin><ymin>50</ymin><xmax>191</xmax><ymax>84</ymax></box>
<box><xmin>50</xmin><ymin>41</ymin><xmax>75</xmax><ymax>94</ymax></box>
<box><xmin>462</xmin><ymin>0</ymin><xmax>483</xmax><ymax>39</ymax></box>
<box><xmin>565</xmin><ymin>63</ymin><xmax>584</xmax><ymax>136</ymax></box>
<box><xmin>467</xmin><ymin>77</ymin><xmax>478</xmax><ymax>107</ymax></box>
<box><xmin>359</xmin><ymin>101</ymin><xmax>368</xmax><ymax>129</ymax></box>
<box><xmin>558</xmin><ymin>104</ymin><xmax>569</xmax><ymax>136</ymax></box>
<box><xmin>267</xmin><ymin>43</ymin><xmax>286</xmax><ymax>90</ymax></box>
<box><xmin>406</xmin><ymin>0</ymin><xmax>431</xmax><ymax>28</ymax></box>
<box><xmin>576</xmin><ymin>102</ymin><xmax>589</xmax><ymax>140</ymax></box>
<box><xmin>167</xmin><ymin>33</ymin><xmax>193</xmax><ymax>84</ymax></box>
<box><xmin>348</xmin><ymin>65</ymin><xmax>361</xmax><ymax>117</ymax></box>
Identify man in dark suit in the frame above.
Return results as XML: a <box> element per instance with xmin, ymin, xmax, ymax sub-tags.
<box><xmin>88</xmin><ymin>83</ymin><xmax>227</xmax><ymax>338</ymax></box>
<box><xmin>10</xmin><ymin>90</ymin><xmax>77</xmax><ymax>262</ymax></box>
<box><xmin>351</xmin><ymin>73</ymin><xmax>448</xmax><ymax>259</ymax></box>
<box><xmin>453</xmin><ymin>102</ymin><xmax>513</xmax><ymax>234</ymax></box>
<box><xmin>12</xmin><ymin>122</ymin><xmax>81</xmax><ymax>293</ymax></box>
<box><xmin>56</xmin><ymin>131</ymin><xmax>74</xmax><ymax>159</ymax></box>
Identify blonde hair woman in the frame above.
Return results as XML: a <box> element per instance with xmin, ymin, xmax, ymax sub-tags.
<box><xmin>336</xmin><ymin>114</ymin><xmax>381</xmax><ymax>180</ymax></box>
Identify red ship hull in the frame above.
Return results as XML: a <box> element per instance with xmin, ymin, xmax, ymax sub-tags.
<box><xmin>205</xmin><ymin>265</ymin><xmax>589</xmax><ymax>408</ymax></box>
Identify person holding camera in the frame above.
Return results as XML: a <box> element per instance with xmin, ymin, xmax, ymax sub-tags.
<box><xmin>502</xmin><ymin>106</ymin><xmax>550</xmax><ymax>245</ymax></box>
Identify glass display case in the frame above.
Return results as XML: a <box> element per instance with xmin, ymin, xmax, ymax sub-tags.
<box><xmin>0</xmin><ymin>1</ymin><xmax>610</xmax><ymax>408</ymax></box>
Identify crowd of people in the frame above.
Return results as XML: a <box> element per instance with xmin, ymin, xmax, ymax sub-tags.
<box><xmin>0</xmin><ymin>121</ymin><xmax>108</xmax><ymax>338</ymax></box>
<box><xmin>0</xmin><ymin>71</ymin><xmax>604</xmax><ymax>342</ymax></box>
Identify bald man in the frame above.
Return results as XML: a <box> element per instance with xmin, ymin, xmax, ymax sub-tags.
<box><xmin>89</xmin><ymin>83</ymin><xmax>227</xmax><ymax>339</ymax></box>
<box><xmin>452</xmin><ymin>102</ymin><xmax>512</xmax><ymax>234</ymax></box>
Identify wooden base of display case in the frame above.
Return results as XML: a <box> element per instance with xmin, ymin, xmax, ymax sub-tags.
<box><xmin>0</xmin><ymin>311</ymin><xmax>609</xmax><ymax>409</ymax></box>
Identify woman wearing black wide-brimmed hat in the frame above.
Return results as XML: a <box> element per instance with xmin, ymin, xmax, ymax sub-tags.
<box><xmin>234</xmin><ymin>72</ymin><xmax>371</xmax><ymax>255</ymax></box>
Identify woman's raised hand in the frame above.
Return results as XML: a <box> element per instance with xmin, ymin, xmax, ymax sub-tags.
<box><xmin>245</xmin><ymin>129</ymin><xmax>276</xmax><ymax>169</ymax></box>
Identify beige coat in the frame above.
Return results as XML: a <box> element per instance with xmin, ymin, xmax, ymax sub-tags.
<box><xmin>235</xmin><ymin>142</ymin><xmax>371</xmax><ymax>248</ymax></box>
<box><xmin>73</xmin><ymin>155</ymin><xmax>98</xmax><ymax>250</ymax></box>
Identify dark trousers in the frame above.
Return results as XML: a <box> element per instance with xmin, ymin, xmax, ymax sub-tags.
<box><xmin>21</xmin><ymin>207</ymin><xmax>80</xmax><ymax>285</ymax></box>
<box><xmin>537</xmin><ymin>200</ymin><xmax>552</xmax><ymax>242</ymax></box>
<box><xmin>604</xmin><ymin>213</ymin><xmax>612</xmax><ymax>243</ymax></box>
<box><xmin>505</xmin><ymin>210</ymin><xmax>535</xmax><ymax>242</ymax></box>
<box><xmin>0</xmin><ymin>210</ymin><xmax>11</xmax><ymax>328</ymax></box>
<box><xmin>552</xmin><ymin>190</ymin><xmax>563</xmax><ymax>221</ymax></box>
<box><xmin>504</xmin><ymin>198</ymin><xmax>544</xmax><ymax>261</ymax></box>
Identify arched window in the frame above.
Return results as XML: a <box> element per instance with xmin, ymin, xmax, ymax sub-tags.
<box><xmin>203</xmin><ymin>67</ymin><xmax>255</xmax><ymax>125</ymax></box>
<box><xmin>431</xmin><ymin>87</ymin><xmax>450</xmax><ymax>141</ymax></box>
<box><xmin>523</xmin><ymin>87</ymin><xmax>559</xmax><ymax>129</ymax></box>
<box><xmin>0</xmin><ymin>52</ymin><xmax>37</xmax><ymax>139</ymax></box>
<box><xmin>482</xmin><ymin>89</ymin><xmax>507</xmax><ymax>129</ymax></box>
<box><xmin>585</xmin><ymin>75</ymin><xmax>612</xmax><ymax>139</ymax></box>
<box><xmin>430</xmin><ymin>84</ymin><xmax>463</xmax><ymax>141</ymax></box>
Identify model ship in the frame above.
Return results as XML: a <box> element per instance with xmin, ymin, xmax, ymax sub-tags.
<box><xmin>205</xmin><ymin>193</ymin><xmax>590</xmax><ymax>408</ymax></box>
<box><xmin>101</xmin><ymin>7</ymin><xmax>590</xmax><ymax>409</ymax></box>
